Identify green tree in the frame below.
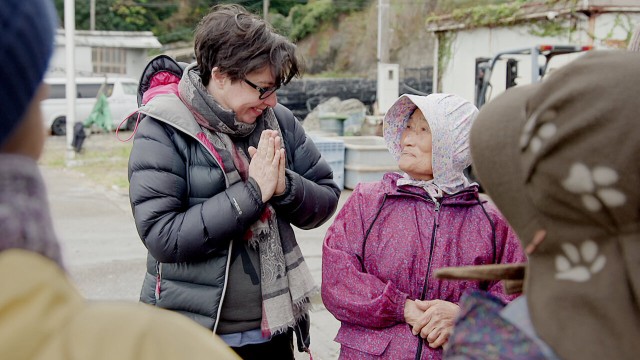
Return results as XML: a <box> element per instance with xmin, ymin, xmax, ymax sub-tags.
<box><xmin>54</xmin><ymin>0</ymin><xmax>177</xmax><ymax>31</ymax></box>
<box><xmin>54</xmin><ymin>0</ymin><xmax>378</xmax><ymax>46</ymax></box>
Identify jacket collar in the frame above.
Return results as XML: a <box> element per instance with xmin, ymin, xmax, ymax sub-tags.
<box><xmin>381</xmin><ymin>172</ymin><xmax>480</xmax><ymax>206</ymax></box>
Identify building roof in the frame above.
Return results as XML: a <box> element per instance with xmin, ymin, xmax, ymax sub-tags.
<box><xmin>55</xmin><ymin>30</ymin><xmax>162</xmax><ymax>49</ymax></box>
<box><xmin>426</xmin><ymin>0</ymin><xmax>640</xmax><ymax>32</ymax></box>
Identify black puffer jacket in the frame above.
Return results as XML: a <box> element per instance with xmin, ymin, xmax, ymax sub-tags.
<box><xmin>127</xmin><ymin>56</ymin><xmax>340</xmax><ymax>339</ymax></box>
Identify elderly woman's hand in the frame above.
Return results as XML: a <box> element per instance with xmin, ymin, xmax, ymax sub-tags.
<box><xmin>248</xmin><ymin>130</ymin><xmax>284</xmax><ymax>202</ymax></box>
<box><xmin>405</xmin><ymin>299</ymin><xmax>460</xmax><ymax>349</ymax></box>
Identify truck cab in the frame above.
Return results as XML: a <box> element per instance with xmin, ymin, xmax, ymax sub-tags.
<box><xmin>467</xmin><ymin>44</ymin><xmax>592</xmax><ymax>189</ymax></box>
<box><xmin>474</xmin><ymin>44</ymin><xmax>592</xmax><ymax>108</ymax></box>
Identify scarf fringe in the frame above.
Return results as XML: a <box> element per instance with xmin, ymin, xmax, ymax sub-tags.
<box><xmin>263</xmin><ymin>302</ymin><xmax>314</xmax><ymax>338</ymax></box>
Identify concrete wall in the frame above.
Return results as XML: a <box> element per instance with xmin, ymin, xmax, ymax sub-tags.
<box><xmin>47</xmin><ymin>30</ymin><xmax>161</xmax><ymax>81</ymax></box>
<box><xmin>125</xmin><ymin>49</ymin><xmax>151</xmax><ymax>80</ymax></box>
<box><xmin>589</xmin><ymin>0</ymin><xmax>640</xmax><ymax>6</ymax></box>
<box><xmin>48</xmin><ymin>46</ymin><xmax>93</xmax><ymax>77</ymax></box>
<box><xmin>48</xmin><ymin>46</ymin><xmax>150</xmax><ymax>80</ymax></box>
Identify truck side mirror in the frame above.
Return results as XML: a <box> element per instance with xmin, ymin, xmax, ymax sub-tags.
<box><xmin>475</xmin><ymin>57</ymin><xmax>490</xmax><ymax>107</ymax></box>
<box><xmin>506</xmin><ymin>58</ymin><xmax>518</xmax><ymax>89</ymax></box>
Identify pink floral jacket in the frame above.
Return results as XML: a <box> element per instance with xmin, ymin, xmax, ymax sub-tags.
<box><xmin>322</xmin><ymin>173</ymin><xmax>527</xmax><ymax>359</ymax></box>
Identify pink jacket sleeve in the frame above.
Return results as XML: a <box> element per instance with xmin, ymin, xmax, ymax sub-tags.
<box><xmin>321</xmin><ymin>184</ymin><xmax>408</xmax><ymax>329</ymax></box>
<box><xmin>485</xmin><ymin>205</ymin><xmax>528</xmax><ymax>303</ymax></box>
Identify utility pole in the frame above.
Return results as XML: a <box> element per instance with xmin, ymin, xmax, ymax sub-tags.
<box><xmin>263</xmin><ymin>0</ymin><xmax>269</xmax><ymax>22</ymax></box>
<box><xmin>377</xmin><ymin>0</ymin><xmax>390</xmax><ymax>63</ymax></box>
<box><xmin>90</xmin><ymin>0</ymin><xmax>95</xmax><ymax>30</ymax></box>
<box><xmin>64</xmin><ymin>0</ymin><xmax>77</xmax><ymax>159</ymax></box>
<box><xmin>376</xmin><ymin>0</ymin><xmax>397</xmax><ymax>115</ymax></box>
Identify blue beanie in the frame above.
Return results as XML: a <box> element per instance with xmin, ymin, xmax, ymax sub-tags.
<box><xmin>0</xmin><ymin>0</ymin><xmax>57</xmax><ymax>146</ymax></box>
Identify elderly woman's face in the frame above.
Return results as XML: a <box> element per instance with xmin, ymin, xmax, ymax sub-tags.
<box><xmin>398</xmin><ymin>109</ymin><xmax>433</xmax><ymax>181</ymax></box>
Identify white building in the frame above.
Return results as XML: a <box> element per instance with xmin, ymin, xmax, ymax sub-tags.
<box><xmin>48</xmin><ymin>29</ymin><xmax>162</xmax><ymax>80</ymax></box>
<box><xmin>428</xmin><ymin>0</ymin><xmax>640</xmax><ymax>106</ymax></box>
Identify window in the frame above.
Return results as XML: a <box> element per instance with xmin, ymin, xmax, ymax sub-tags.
<box><xmin>45</xmin><ymin>82</ymin><xmax>115</xmax><ymax>99</ymax></box>
<box><xmin>121</xmin><ymin>82</ymin><xmax>138</xmax><ymax>95</ymax></box>
<box><xmin>79</xmin><ymin>83</ymin><xmax>114</xmax><ymax>98</ymax></box>
<box><xmin>92</xmin><ymin>47</ymin><xmax>126</xmax><ymax>74</ymax></box>
<box><xmin>77</xmin><ymin>84</ymin><xmax>102</xmax><ymax>98</ymax></box>
<box><xmin>48</xmin><ymin>84</ymin><xmax>66</xmax><ymax>99</ymax></box>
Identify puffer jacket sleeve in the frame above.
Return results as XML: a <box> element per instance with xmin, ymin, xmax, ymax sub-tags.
<box><xmin>484</xmin><ymin>202</ymin><xmax>528</xmax><ymax>302</ymax></box>
<box><xmin>128</xmin><ymin>117</ymin><xmax>264</xmax><ymax>263</ymax></box>
<box><xmin>269</xmin><ymin>105</ymin><xmax>340</xmax><ymax>229</ymax></box>
<box><xmin>321</xmin><ymin>183</ymin><xmax>408</xmax><ymax>328</ymax></box>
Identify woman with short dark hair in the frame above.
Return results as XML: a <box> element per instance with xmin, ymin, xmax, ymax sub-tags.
<box><xmin>128</xmin><ymin>4</ymin><xmax>340</xmax><ymax>359</ymax></box>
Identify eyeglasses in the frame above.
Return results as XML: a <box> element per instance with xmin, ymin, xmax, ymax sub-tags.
<box><xmin>243</xmin><ymin>79</ymin><xmax>280</xmax><ymax>100</ymax></box>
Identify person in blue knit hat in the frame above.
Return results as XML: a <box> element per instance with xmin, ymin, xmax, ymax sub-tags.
<box><xmin>0</xmin><ymin>1</ymin><xmax>239</xmax><ymax>359</ymax></box>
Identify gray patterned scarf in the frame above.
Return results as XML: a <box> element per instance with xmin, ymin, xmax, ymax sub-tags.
<box><xmin>177</xmin><ymin>64</ymin><xmax>315</xmax><ymax>337</ymax></box>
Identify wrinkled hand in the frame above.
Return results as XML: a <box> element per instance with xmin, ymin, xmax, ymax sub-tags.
<box><xmin>248</xmin><ymin>130</ymin><xmax>284</xmax><ymax>202</ymax></box>
<box><xmin>404</xmin><ymin>299</ymin><xmax>460</xmax><ymax>349</ymax></box>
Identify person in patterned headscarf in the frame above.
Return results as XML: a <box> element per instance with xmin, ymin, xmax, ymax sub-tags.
<box><xmin>321</xmin><ymin>93</ymin><xmax>526</xmax><ymax>359</ymax></box>
<box><xmin>442</xmin><ymin>50</ymin><xmax>640</xmax><ymax>360</ymax></box>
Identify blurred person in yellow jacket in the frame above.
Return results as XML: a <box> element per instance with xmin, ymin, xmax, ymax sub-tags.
<box><xmin>0</xmin><ymin>1</ymin><xmax>238</xmax><ymax>359</ymax></box>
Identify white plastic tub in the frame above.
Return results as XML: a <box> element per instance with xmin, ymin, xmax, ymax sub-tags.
<box><xmin>309</xmin><ymin>135</ymin><xmax>345</xmax><ymax>190</ymax></box>
<box><xmin>341</xmin><ymin>136</ymin><xmax>398</xmax><ymax>189</ymax></box>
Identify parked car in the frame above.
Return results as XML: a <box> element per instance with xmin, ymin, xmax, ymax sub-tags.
<box><xmin>42</xmin><ymin>76</ymin><xmax>139</xmax><ymax>135</ymax></box>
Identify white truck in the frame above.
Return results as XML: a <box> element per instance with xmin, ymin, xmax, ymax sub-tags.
<box><xmin>467</xmin><ymin>44</ymin><xmax>593</xmax><ymax>187</ymax></box>
<box><xmin>474</xmin><ymin>44</ymin><xmax>593</xmax><ymax>108</ymax></box>
<box><xmin>42</xmin><ymin>77</ymin><xmax>139</xmax><ymax>135</ymax></box>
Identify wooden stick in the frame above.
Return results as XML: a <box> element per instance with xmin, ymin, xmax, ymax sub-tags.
<box><xmin>434</xmin><ymin>263</ymin><xmax>526</xmax><ymax>280</ymax></box>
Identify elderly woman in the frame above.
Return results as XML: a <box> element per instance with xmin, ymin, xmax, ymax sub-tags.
<box><xmin>321</xmin><ymin>93</ymin><xmax>526</xmax><ymax>359</ymax></box>
<box><xmin>128</xmin><ymin>4</ymin><xmax>340</xmax><ymax>359</ymax></box>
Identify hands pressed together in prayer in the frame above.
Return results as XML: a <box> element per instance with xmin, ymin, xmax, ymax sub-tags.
<box><xmin>248</xmin><ymin>130</ymin><xmax>287</xmax><ymax>202</ymax></box>
<box><xmin>404</xmin><ymin>299</ymin><xmax>460</xmax><ymax>349</ymax></box>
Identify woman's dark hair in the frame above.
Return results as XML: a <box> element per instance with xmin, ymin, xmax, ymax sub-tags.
<box><xmin>194</xmin><ymin>4</ymin><xmax>303</xmax><ymax>87</ymax></box>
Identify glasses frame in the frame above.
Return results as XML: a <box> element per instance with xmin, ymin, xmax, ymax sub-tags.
<box><xmin>243</xmin><ymin>79</ymin><xmax>280</xmax><ymax>100</ymax></box>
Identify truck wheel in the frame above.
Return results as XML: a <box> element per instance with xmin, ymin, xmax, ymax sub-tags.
<box><xmin>52</xmin><ymin>116</ymin><xmax>66</xmax><ymax>136</ymax></box>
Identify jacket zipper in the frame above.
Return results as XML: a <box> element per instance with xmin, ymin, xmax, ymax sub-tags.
<box><xmin>212</xmin><ymin>240</ymin><xmax>234</xmax><ymax>334</ymax></box>
<box><xmin>415</xmin><ymin>200</ymin><xmax>441</xmax><ymax>360</ymax></box>
<box><xmin>395</xmin><ymin>187</ymin><xmax>481</xmax><ymax>358</ymax></box>
<box><xmin>155</xmin><ymin>262</ymin><xmax>162</xmax><ymax>301</ymax></box>
<box><xmin>420</xmin><ymin>201</ymin><xmax>440</xmax><ymax>299</ymax></box>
